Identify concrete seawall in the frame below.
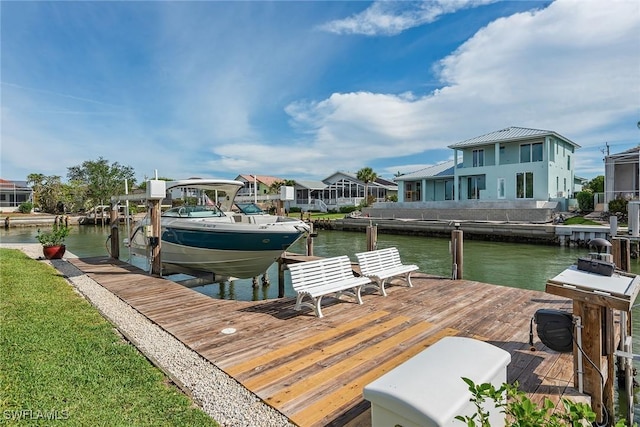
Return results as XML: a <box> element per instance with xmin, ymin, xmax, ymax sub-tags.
<box><xmin>332</xmin><ymin>218</ymin><xmax>613</xmax><ymax>247</ymax></box>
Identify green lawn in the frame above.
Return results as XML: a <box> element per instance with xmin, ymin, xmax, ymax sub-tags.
<box><xmin>563</xmin><ymin>216</ymin><xmax>602</xmax><ymax>226</ymax></box>
<box><xmin>0</xmin><ymin>249</ymin><xmax>218</xmax><ymax>426</ymax></box>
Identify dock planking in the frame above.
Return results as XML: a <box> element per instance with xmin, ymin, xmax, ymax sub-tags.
<box><xmin>69</xmin><ymin>256</ymin><xmax>583</xmax><ymax>426</ymax></box>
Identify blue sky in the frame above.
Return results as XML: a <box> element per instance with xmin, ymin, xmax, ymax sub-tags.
<box><xmin>1</xmin><ymin>0</ymin><xmax>639</xmax><ymax>184</ymax></box>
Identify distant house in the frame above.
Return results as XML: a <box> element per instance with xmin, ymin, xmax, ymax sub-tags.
<box><xmin>290</xmin><ymin>172</ymin><xmax>398</xmax><ymax>212</ymax></box>
<box><xmin>0</xmin><ymin>179</ymin><xmax>32</xmax><ymax>211</ymax></box>
<box><xmin>396</xmin><ymin>127</ymin><xmax>580</xmax><ymax>203</ymax></box>
<box><xmin>604</xmin><ymin>146</ymin><xmax>640</xmax><ymax>208</ymax></box>
<box><xmin>234</xmin><ymin>174</ymin><xmax>285</xmax><ymax>198</ymax></box>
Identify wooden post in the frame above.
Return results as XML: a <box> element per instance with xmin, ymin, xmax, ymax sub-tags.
<box><xmin>612</xmin><ymin>237</ymin><xmax>630</xmax><ymax>272</ymax></box>
<box><xmin>451</xmin><ymin>228</ymin><xmax>463</xmax><ymax>280</ymax></box>
<box><xmin>150</xmin><ymin>200</ymin><xmax>162</xmax><ymax>275</ymax></box>
<box><xmin>109</xmin><ymin>204</ymin><xmax>119</xmax><ymax>259</ymax></box>
<box><xmin>278</xmin><ymin>258</ymin><xmax>285</xmax><ymax>298</ymax></box>
<box><xmin>573</xmin><ymin>301</ymin><xmax>609</xmax><ymax>424</ymax></box>
<box><xmin>306</xmin><ymin>222</ymin><xmax>314</xmax><ymax>256</ymax></box>
<box><xmin>366</xmin><ymin>224</ymin><xmax>378</xmax><ymax>251</ymax></box>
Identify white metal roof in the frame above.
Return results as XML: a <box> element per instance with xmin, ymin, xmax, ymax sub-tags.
<box><xmin>395</xmin><ymin>160</ymin><xmax>456</xmax><ymax>181</ymax></box>
<box><xmin>448</xmin><ymin>126</ymin><xmax>580</xmax><ymax>149</ymax></box>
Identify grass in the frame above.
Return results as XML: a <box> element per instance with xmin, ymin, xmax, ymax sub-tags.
<box><xmin>0</xmin><ymin>249</ymin><xmax>218</xmax><ymax>426</ymax></box>
<box><xmin>563</xmin><ymin>216</ymin><xmax>602</xmax><ymax>226</ymax></box>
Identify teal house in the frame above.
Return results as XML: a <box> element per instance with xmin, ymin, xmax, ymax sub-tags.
<box><xmin>396</xmin><ymin>127</ymin><xmax>580</xmax><ymax>203</ymax></box>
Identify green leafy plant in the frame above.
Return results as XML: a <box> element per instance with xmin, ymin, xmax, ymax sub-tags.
<box><xmin>455</xmin><ymin>378</ymin><xmax>603</xmax><ymax>427</ymax></box>
<box><xmin>18</xmin><ymin>201</ymin><xmax>33</xmax><ymax>213</ymax></box>
<box><xmin>36</xmin><ymin>223</ymin><xmax>69</xmax><ymax>247</ymax></box>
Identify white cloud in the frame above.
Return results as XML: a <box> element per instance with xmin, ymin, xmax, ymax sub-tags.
<box><xmin>318</xmin><ymin>0</ymin><xmax>497</xmax><ymax>36</ymax></box>
<box><xmin>290</xmin><ymin>0</ymin><xmax>640</xmax><ymax>179</ymax></box>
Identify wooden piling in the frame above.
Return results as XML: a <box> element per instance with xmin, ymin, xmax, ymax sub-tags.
<box><xmin>306</xmin><ymin>223</ymin><xmax>314</xmax><ymax>256</ymax></box>
<box><xmin>109</xmin><ymin>205</ymin><xmax>119</xmax><ymax>259</ymax></box>
<box><xmin>278</xmin><ymin>258</ymin><xmax>285</xmax><ymax>298</ymax></box>
<box><xmin>366</xmin><ymin>223</ymin><xmax>377</xmax><ymax>251</ymax></box>
<box><xmin>612</xmin><ymin>237</ymin><xmax>630</xmax><ymax>272</ymax></box>
<box><xmin>150</xmin><ymin>199</ymin><xmax>162</xmax><ymax>275</ymax></box>
<box><xmin>451</xmin><ymin>228</ymin><xmax>463</xmax><ymax>280</ymax></box>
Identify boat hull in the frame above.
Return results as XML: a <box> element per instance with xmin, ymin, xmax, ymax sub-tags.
<box><xmin>129</xmin><ymin>218</ymin><xmax>307</xmax><ymax>279</ymax></box>
<box><xmin>160</xmin><ymin>242</ymin><xmax>289</xmax><ymax>278</ymax></box>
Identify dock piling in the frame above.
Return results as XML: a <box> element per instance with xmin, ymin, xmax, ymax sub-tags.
<box><xmin>451</xmin><ymin>225</ymin><xmax>464</xmax><ymax>280</ymax></box>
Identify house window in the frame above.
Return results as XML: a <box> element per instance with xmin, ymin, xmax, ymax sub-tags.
<box><xmin>567</xmin><ymin>155</ymin><xmax>571</xmax><ymax>169</ymax></box>
<box><xmin>445</xmin><ymin>180</ymin><xmax>454</xmax><ymax>200</ymax></box>
<box><xmin>497</xmin><ymin>178</ymin><xmax>505</xmax><ymax>199</ymax></box>
<box><xmin>516</xmin><ymin>172</ymin><xmax>534</xmax><ymax>199</ymax></box>
<box><xmin>520</xmin><ymin>143</ymin><xmax>543</xmax><ymax>163</ymax></box>
<box><xmin>473</xmin><ymin>149</ymin><xmax>484</xmax><ymax>167</ymax></box>
<box><xmin>467</xmin><ymin>176</ymin><xmax>485</xmax><ymax>199</ymax></box>
<box><xmin>499</xmin><ymin>145</ymin><xmax>505</xmax><ymax>164</ymax></box>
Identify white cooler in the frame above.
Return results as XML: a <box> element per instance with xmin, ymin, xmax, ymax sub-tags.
<box><xmin>363</xmin><ymin>336</ymin><xmax>511</xmax><ymax>427</ymax></box>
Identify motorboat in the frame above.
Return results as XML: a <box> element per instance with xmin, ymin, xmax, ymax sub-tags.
<box><xmin>127</xmin><ymin>178</ymin><xmax>309</xmax><ymax>278</ymax></box>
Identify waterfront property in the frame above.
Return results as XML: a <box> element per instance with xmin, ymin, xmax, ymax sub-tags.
<box><xmin>68</xmin><ymin>255</ymin><xmax>586</xmax><ymax>427</ymax></box>
<box><xmin>0</xmin><ymin>178</ymin><xmax>32</xmax><ymax>211</ymax></box>
<box><xmin>396</xmin><ymin>127</ymin><xmax>580</xmax><ymax>204</ymax></box>
<box><xmin>233</xmin><ymin>172</ymin><xmax>398</xmax><ymax>212</ymax></box>
<box><xmin>605</xmin><ymin>145</ymin><xmax>640</xmax><ymax>208</ymax></box>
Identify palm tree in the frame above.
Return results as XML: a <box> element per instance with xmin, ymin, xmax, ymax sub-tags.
<box><xmin>356</xmin><ymin>167</ymin><xmax>378</xmax><ymax>206</ymax></box>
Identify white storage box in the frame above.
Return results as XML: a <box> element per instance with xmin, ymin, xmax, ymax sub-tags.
<box><xmin>363</xmin><ymin>336</ymin><xmax>511</xmax><ymax>427</ymax></box>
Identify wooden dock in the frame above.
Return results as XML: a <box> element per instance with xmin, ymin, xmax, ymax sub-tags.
<box><xmin>68</xmin><ymin>256</ymin><xmax>584</xmax><ymax>426</ymax></box>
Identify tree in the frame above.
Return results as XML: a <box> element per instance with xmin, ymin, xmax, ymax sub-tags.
<box><xmin>268</xmin><ymin>179</ymin><xmax>295</xmax><ymax>195</ymax></box>
<box><xmin>67</xmin><ymin>157</ymin><xmax>136</xmax><ymax>208</ymax></box>
<box><xmin>585</xmin><ymin>175</ymin><xmax>604</xmax><ymax>193</ymax></box>
<box><xmin>32</xmin><ymin>175</ymin><xmax>64</xmax><ymax>213</ymax></box>
<box><xmin>61</xmin><ymin>179</ymin><xmax>89</xmax><ymax>213</ymax></box>
<box><xmin>356</xmin><ymin>167</ymin><xmax>378</xmax><ymax>206</ymax></box>
<box><xmin>26</xmin><ymin>173</ymin><xmax>46</xmax><ymax>210</ymax></box>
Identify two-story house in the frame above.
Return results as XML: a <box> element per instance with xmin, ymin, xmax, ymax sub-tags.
<box><xmin>396</xmin><ymin>127</ymin><xmax>579</xmax><ymax>203</ymax></box>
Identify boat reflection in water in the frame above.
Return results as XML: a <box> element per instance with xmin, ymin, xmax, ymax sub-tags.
<box><xmin>127</xmin><ymin>179</ymin><xmax>309</xmax><ymax>279</ymax></box>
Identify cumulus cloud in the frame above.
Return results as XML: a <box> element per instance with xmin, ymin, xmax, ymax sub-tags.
<box><xmin>318</xmin><ymin>0</ymin><xmax>497</xmax><ymax>36</ymax></box>
<box><xmin>289</xmin><ymin>0</ymin><xmax>640</xmax><ymax>178</ymax></box>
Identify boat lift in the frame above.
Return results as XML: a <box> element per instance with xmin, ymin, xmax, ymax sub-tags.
<box><xmin>110</xmin><ymin>179</ymin><xmax>166</xmax><ymax>275</ymax></box>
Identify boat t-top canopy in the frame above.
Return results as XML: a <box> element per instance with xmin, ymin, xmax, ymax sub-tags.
<box><xmin>166</xmin><ymin>178</ymin><xmax>244</xmax><ymax>212</ymax></box>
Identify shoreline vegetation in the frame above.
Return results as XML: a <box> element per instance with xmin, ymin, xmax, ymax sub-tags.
<box><xmin>0</xmin><ymin>248</ymin><xmax>218</xmax><ymax>426</ymax></box>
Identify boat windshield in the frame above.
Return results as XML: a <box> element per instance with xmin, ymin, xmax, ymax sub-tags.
<box><xmin>234</xmin><ymin>203</ymin><xmax>265</xmax><ymax>215</ymax></box>
<box><xmin>162</xmin><ymin>205</ymin><xmax>225</xmax><ymax>218</ymax></box>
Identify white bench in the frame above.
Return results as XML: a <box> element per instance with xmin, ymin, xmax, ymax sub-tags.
<box><xmin>355</xmin><ymin>247</ymin><xmax>419</xmax><ymax>296</ymax></box>
<box><xmin>288</xmin><ymin>255</ymin><xmax>372</xmax><ymax>318</ymax></box>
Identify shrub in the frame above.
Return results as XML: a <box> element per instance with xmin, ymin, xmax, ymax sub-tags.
<box><xmin>289</xmin><ymin>207</ymin><xmax>302</xmax><ymax>213</ymax></box>
<box><xmin>456</xmin><ymin>378</ymin><xmax>603</xmax><ymax>427</ymax></box>
<box><xmin>576</xmin><ymin>190</ymin><xmax>594</xmax><ymax>212</ymax></box>
<box><xmin>18</xmin><ymin>202</ymin><xmax>33</xmax><ymax>214</ymax></box>
<box><xmin>609</xmin><ymin>197</ymin><xmax>628</xmax><ymax>216</ymax></box>
<box><xmin>339</xmin><ymin>206</ymin><xmax>358</xmax><ymax>214</ymax></box>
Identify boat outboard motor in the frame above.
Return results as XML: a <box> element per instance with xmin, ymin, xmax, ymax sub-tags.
<box><xmin>529</xmin><ymin>309</ymin><xmax>574</xmax><ymax>352</ymax></box>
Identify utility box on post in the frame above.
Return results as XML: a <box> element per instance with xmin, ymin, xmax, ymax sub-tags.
<box><xmin>280</xmin><ymin>186</ymin><xmax>294</xmax><ymax>201</ymax></box>
<box><xmin>146</xmin><ymin>179</ymin><xmax>166</xmax><ymax>200</ymax></box>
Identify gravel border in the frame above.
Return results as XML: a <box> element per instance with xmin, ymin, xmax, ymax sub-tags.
<box><xmin>1</xmin><ymin>244</ymin><xmax>294</xmax><ymax>427</ymax></box>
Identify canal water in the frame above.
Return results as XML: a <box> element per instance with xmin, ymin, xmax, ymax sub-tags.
<box><xmin>2</xmin><ymin>224</ymin><xmax>639</xmax><ymax>417</ymax></box>
<box><xmin>1</xmin><ymin>224</ymin><xmax>601</xmax><ymax>299</ymax></box>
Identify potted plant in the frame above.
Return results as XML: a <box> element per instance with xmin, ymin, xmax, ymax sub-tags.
<box><xmin>36</xmin><ymin>222</ymin><xmax>70</xmax><ymax>259</ymax></box>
